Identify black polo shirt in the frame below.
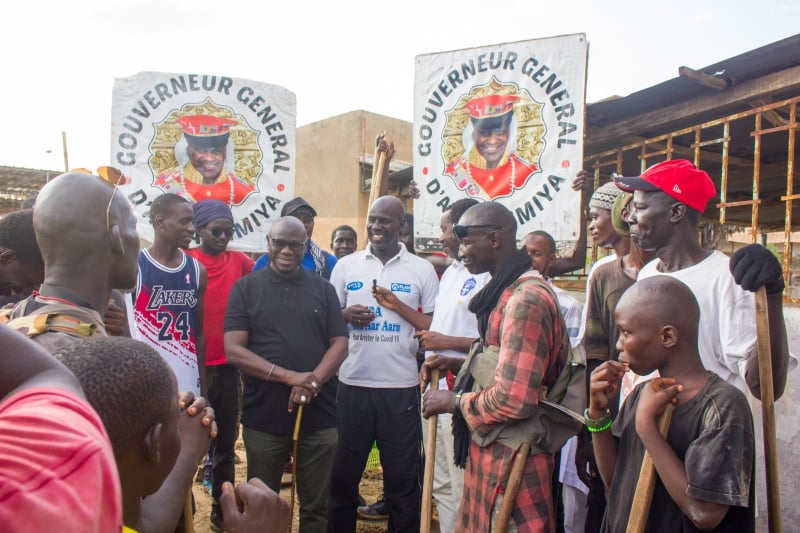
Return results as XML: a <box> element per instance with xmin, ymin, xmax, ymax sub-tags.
<box><xmin>225</xmin><ymin>265</ymin><xmax>347</xmax><ymax>435</ymax></box>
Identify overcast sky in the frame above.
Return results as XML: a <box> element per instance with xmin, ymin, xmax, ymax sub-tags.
<box><xmin>2</xmin><ymin>0</ymin><xmax>797</xmax><ymax>171</ymax></box>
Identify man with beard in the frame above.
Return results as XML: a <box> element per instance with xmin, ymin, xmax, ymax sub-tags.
<box><xmin>423</xmin><ymin>201</ymin><xmax>568</xmax><ymax>531</ymax></box>
<box><xmin>614</xmin><ymin>159</ymin><xmax>792</xmax><ymax>399</ymax></box>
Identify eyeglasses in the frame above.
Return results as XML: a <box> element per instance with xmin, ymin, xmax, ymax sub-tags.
<box><xmin>210</xmin><ymin>227</ymin><xmax>234</xmax><ymax>238</ymax></box>
<box><xmin>105</xmin><ymin>186</ymin><xmax>119</xmax><ymax>233</ymax></box>
<box><xmin>452</xmin><ymin>224</ymin><xmax>504</xmax><ymax>240</ymax></box>
<box><xmin>269</xmin><ymin>238</ymin><xmax>307</xmax><ymax>252</ymax></box>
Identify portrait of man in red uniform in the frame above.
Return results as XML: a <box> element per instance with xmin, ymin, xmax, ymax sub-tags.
<box><xmin>155</xmin><ymin>115</ymin><xmax>255</xmax><ymax>207</ymax></box>
<box><xmin>445</xmin><ymin>94</ymin><xmax>539</xmax><ymax>200</ymax></box>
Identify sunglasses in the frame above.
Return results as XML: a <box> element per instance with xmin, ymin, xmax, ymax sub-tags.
<box><xmin>105</xmin><ymin>186</ymin><xmax>119</xmax><ymax>233</ymax></box>
<box><xmin>270</xmin><ymin>238</ymin><xmax>307</xmax><ymax>252</ymax></box>
<box><xmin>452</xmin><ymin>224</ymin><xmax>504</xmax><ymax>240</ymax></box>
<box><xmin>210</xmin><ymin>227</ymin><xmax>234</xmax><ymax>238</ymax></box>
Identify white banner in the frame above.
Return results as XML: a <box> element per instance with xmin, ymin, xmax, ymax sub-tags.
<box><xmin>413</xmin><ymin>34</ymin><xmax>588</xmax><ymax>249</ymax></box>
<box><xmin>111</xmin><ymin>72</ymin><xmax>296</xmax><ymax>251</ymax></box>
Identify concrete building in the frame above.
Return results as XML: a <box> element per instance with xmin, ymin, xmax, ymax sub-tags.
<box><xmin>294</xmin><ymin>110</ymin><xmax>413</xmax><ymax>253</ymax></box>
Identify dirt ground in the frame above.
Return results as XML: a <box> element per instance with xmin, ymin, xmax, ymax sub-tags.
<box><xmin>192</xmin><ymin>438</ymin><xmax>439</xmax><ymax>532</ymax></box>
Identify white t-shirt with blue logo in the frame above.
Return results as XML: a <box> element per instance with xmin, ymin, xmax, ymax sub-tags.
<box><xmin>330</xmin><ymin>243</ymin><xmax>439</xmax><ymax>388</ymax></box>
<box><xmin>425</xmin><ymin>260</ymin><xmax>490</xmax><ymax>388</ymax></box>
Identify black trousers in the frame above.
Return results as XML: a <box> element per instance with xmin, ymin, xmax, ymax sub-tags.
<box><xmin>207</xmin><ymin>364</ymin><xmax>241</xmax><ymax>508</ymax></box>
<box><xmin>327</xmin><ymin>384</ymin><xmax>423</xmax><ymax>533</ymax></box>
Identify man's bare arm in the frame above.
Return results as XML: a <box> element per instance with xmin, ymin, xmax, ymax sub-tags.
<box><xmin>550</xmin><ymin>170</ymin><xmax>592</xmax><ymax>276</ymax></box>
<box><xmin>372</xmin><ymin>285</ymin><xmax>432</xmax><ymax>330</ymax></box>
<box><xmin>0</xmin><ymin>324</ymin><xmax>84</xmax><ymax>401</ymax></box>
<box><xmin>196</xmin><ymin>264</ymin><xmax>208</xmax><ymax>397</ymax></box>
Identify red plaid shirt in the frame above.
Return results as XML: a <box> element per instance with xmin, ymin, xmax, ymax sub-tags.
<box><xmin>459</xmin><ymin>275</ymin><xmax>563</xmax><ymax>532</ymax></box>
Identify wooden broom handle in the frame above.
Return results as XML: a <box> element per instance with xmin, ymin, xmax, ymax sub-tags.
<box><xmin>420</xmin><ymin>368</ymin><xmax>440</xmax><ymax>533</ymax></box>
<box><xmin>755</xmin><ymin>286</ymin><xmax>782</xmax><ymax>532</ymax></box>
<box><xmin>626</xmin><ymin>403</ymin><xmax>674</xmax><ymax>533</ymax></box>
<box><xmin>492</xmin><ymin>441</ymin><xmax>531</xmax><ymax>533</ymax></box>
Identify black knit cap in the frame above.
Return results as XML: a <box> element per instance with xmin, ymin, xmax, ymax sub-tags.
<box><xmin>281</xmin><ymin>196</ymin><xmax>317</xmax><ymax>217</ymax></box>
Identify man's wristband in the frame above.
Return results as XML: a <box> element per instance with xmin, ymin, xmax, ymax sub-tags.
<box><xmin>454</xmin><ymin>392</ymin><xmax>463</xmax><ymax>413</ymax></box>
<box><xmin>584</xmin><ymin>408</ymin><xmax>613</xmax><ymax>433</ymax></box>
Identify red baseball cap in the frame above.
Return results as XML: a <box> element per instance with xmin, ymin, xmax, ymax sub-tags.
<box><xmin>612</xmin><ymin>159</ymin><xmax>716</xmax><ymax>213</ymax></box>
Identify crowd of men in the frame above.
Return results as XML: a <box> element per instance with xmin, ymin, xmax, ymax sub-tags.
<box><xmin>0</xmin><ymin>155</ymin><xmax>794</xmax><ymax>533</ymax></box>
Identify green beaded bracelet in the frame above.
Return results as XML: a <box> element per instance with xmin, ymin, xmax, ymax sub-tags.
<box><xmin>584</xmin><ymin>408</ymin><xmax>613</xmax><ymax>432</ymax></box>
<box><xmin>587</xmin><ymin>417</ymin><xmax>614</xmax><ymax>433</ymax></box>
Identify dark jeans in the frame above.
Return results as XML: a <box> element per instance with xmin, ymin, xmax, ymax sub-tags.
<box><xmin>207</xmin><ymin>364</ymin><xmax>241</xmax><ymax>509</ymax></box>
<box><xmin>327</xmin><ymin>384</ymin><xmax>422</xmax><ymax>533</ymax></box>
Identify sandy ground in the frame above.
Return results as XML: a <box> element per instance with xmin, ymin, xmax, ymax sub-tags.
<box><xmin>191</xmin><ymin>438</ymin><xmax>439</xmax><ymax>532</ymax></box>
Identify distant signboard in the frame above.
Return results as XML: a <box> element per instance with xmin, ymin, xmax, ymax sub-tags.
<box><xmin>111</xmin><ymin>72</ymin><xmax>296</xmax><ymax>251</ymax></box>
<box><xmin>414</xmin><ymin>34</ymin><xmax>588</xmax><ymax>249</ymax></box>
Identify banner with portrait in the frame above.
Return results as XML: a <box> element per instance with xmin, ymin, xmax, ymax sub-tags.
<box><xmin>111</xmin><ymin>72</ymin><xmax>296</xmax><ymax>251</ymax></box>
<box><xmin>413</xmin><ymin>34</ymin><xmax>588</xmax><ymax>249</ymax></box>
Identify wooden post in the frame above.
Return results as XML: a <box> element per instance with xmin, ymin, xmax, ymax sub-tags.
<box><xmin>420</xmin><ymin>368</ymin><xmax>440</xmax><ymax>533</ymax></box>
<box><xmin>289</xmin><ymin>405</ymin><xmax>304</xmax><ymax>533</ymax></box>
<box><xmin>61</xmin><ymin>130</ymin><xmax>69</xmax><ymax>172</ymax></box>
<box><xmin>183</xmin><ymin>488</ymin><xmax>195</xmax><ymax>533</ymax></box>
<box><xmin>492</xmin><ymin>442</ymin><xmax>531</xmax><ymax>533</ymax></box>
<box><xmin>626</xmin><ymin>404</ymin><xmax>674</xmax><ymax>533</ymax></box>
<box><xmin>368</xmin><ymin>132</ymin><xmax>388</xmax><ymax>209</ymax></box>
<box><xmin>755</xmin><ymin>286</ymin><xmax>782</xmax><ymax>533</ymax></box>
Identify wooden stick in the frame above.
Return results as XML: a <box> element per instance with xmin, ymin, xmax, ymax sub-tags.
<box><xmin>368</xmin><ymin>132</ymin><xmax>388</xmax><ymax>209</ymax></box>
<box><xmin>492</xmin><ymin>441</ymin><xmax>530</xmax><ymax>533</ymax></box>
<box><xmin>289</xmin><ymin>405</ymin><xmax>304</xmax><ymax>533</ymax></box>
<box><xmin>755</xmin><ymin>286</ymin><xmax>782</xmax><ymax>533</ymax></box>
<box><xmin>420</xmin><ymin>368</ymin><xmax>440</xmax><ymax>533</ymax></box>
<box><xmin>183</xmin><ymin>488</ymin><xmax>195</xmax><ymax>533</ymax></box>
<box><xmin>626</xmin><ymin>404</ymin><xmax>675</xmax><ymax>533</ymax></box>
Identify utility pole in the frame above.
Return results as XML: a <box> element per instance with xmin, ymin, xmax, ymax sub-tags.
<box><xmin>61</xmin><ymin>131</ymin><xmax>69</xmax><ymax>172</ymax></box>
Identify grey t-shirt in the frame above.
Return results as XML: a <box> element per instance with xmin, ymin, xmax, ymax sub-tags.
<box><xmin>602</xmin><ymin>372</ymin><xmax>755</xmax><ymax>532</ymax></box>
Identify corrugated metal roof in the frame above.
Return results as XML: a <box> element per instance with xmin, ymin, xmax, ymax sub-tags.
<box><xmin>0</xmin><ymin>166</ymin><xmax>60</xmax><ymax>214</ymax></box>
<box><xmin>586</xmin><ymin>33</ymin><xmax>800</xmax><ymax>130</ymax></box>
<box><xmin>583</xmin><ymin>34</ymin><xmax>800</xmax><ymax>230</ymax></box>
